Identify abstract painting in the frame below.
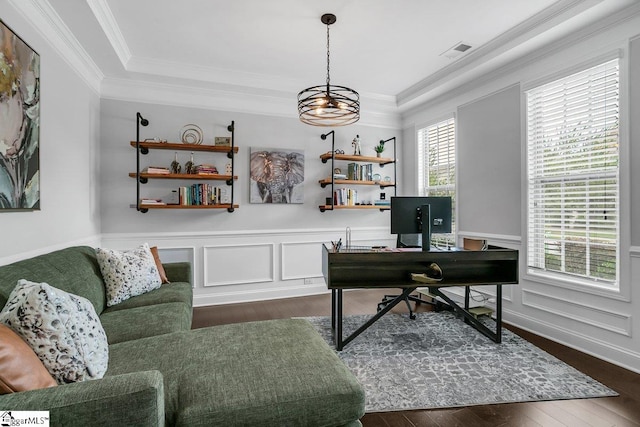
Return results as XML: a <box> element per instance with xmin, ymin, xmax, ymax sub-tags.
<box><xmin>0</xmin><ymin>20</ymin><xmax>40</xmax><ymax>210</ymax></box>
<box><xmin>250</xmin><ymin>148</ymin><xmax>304</xmax><ymax>204</ymax></box>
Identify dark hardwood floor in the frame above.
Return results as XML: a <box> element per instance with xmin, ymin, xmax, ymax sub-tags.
<box><xmin>192</xmin><ymin>289</ymin><xmax>640</xmax><ymax>427</ymax></box>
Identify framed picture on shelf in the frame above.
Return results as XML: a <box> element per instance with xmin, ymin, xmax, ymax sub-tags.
<box><xmin>215</xmin><ymin>136</ymin><xmax>231</xmax><ymax>147</ymax></box>
<box><xmin>0</xmin><ymin>20</ymin><xmax>40</xmax><ymax>210</ymax></box>
<box><xmin>250</xmin><ymin>147</ymin><xmax>304</xmax><ymax>204</ymax></box>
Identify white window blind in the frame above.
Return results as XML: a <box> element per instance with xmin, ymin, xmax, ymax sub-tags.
<box><xmin>417</xmin><ymin>117</ymin><xmax>455</xmax><ymax>196</ymax></box>
<box><xmin>417</xmin><ymin>117</ymin><xmax>456</xmax><ymax>243</ymax></box>
<box><xmin>526</xmin><ymin>58</ymin><xmax>619</xmax><ymax>286</ymax></box>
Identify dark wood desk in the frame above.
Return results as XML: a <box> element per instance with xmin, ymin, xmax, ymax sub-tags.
<box><xmin>322</xmin><ymin>244</ymin><xmax>519</xmax><ymax>350</ymax></box>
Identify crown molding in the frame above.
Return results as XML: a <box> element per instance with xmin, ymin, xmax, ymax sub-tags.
<box><xmin>401</xmin><ymin>0</ymin><xmax>640</xmax><ymax>120</ymax></box>
<box><xmin>397</xmin><ymin>0</ymin><xmax>601</xmax><ymax>108</ymax></box>
<box><xmin>8</xmin><ymin>0</ymin><xmax>103</xmax><ymax>94</ymax></box>
<box><xmin>101</xmin><ymin>77</ymin><xmax>401</xmax><ymax>129</ymax></box>
<box><xmin>87</xmin><ymin>0</ymin><xmax>131</xmax><ymax>67</ymax></box>
<box><xmin>126</xmin><ymin>55</ymin><xmax>305</xmax><ymax>93</ymax></box>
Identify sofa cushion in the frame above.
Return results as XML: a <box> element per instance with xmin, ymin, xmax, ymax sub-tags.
<box><xmin>107</xmin><ymin>319</ymin><xmax>365</xmax><ymax>426</ymax></box>
<box><xmin>162</xmin><ymin>262</ymin><xmax>192</xmax><ymax>284</ymax></box>
<box><xmin>0</xmin><ymin>280</ymin><xmax>109</xmax><ymax>384</ymax></box>
<box><xmin>96</xmin><ymin>243</ymin><xmax>161</xmax><ymax>307</ymax></box>
<box><xmin>0</xmin><ymin>246</ymin><xmax>107</xmax><ymax>314</ymax></box>
<box><xmin>101</xmin><ymin>282</ymin><xmax>192</xmax><ymax>314</ymax></box>
<box><xmin>0</xmin><ymin>324</ymin><xmax>57</xmax><ymax>394</ymax></box>
<box><xmin>100</xmin><ymin>302</ymin><xmax>192</xmax><ymax>344</ymax></box>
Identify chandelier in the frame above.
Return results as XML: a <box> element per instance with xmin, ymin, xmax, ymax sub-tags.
<box><xmin>297</xmin><ymin>13</ymin><xmax>360</xmax><ymax>126</ymax></box>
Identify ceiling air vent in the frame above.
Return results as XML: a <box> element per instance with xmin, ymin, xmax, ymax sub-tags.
<box><xmin>440</xmin><ymin>42</ymin><xmax>472</xmax><ymax>59</ymax></box>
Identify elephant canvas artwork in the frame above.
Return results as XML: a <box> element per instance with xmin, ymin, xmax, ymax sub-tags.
<box><xmin>250</xmin><ymin>148</ymin><xmax>304</xmax><ymax>204</ymax></box>
<box><xmin>0</xmin><ymin>20</ymin><xmax>40</xmax><ymax>210</ymax></box>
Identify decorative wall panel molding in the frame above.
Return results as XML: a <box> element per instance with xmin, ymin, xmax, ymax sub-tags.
<box><xmin>281</xmin><ymin>241</ymin><xmax>325</xmax><ymax>281</ymax></box>
<box><xmin>522</xmin><ymin>289</ymin><xmax>631</xmax><ymax>336</ymax></box>
<box><xmin>203</xmin><ymin>243</ymin><xmax>275</xmax><ymax>287</ymax></box>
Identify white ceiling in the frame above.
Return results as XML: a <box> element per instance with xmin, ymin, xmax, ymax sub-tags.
<box><xmin>40</xmin><ymin>0</ymin><xmax>637</xmax><ymax>119</ymax></box>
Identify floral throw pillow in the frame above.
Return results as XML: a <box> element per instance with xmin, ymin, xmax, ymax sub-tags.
<box><xmin>96</xmin><ymin>243</ymin><xmax>162</xmax><ymax>307</ymax></box>
<box><xmin>0</xmin><ymin>279</ymin><xmax>109</xmax><ymax>384</ymax></box>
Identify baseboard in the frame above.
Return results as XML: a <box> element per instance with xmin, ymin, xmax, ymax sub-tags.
<box><xmin>193</xmin><ymin>283</ymin><xmax>330</xmax><ymax>307</ymax></box>
<box><xmin>504</xmin><ymin>309</ymin><xmax>640</xmax><ymax>375</ymax></box>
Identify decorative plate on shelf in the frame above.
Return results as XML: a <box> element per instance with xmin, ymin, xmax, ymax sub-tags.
<box><xmin>383</xmin><ymin>176</ymin><xmax>391</xmax><ymax>182</ymax></box>
<box><xmin>180</xmin><ymin>124</ymin><xmax>203</xmax><ymax>144</ymax></box>
<box><xmin>372</xmin><ymin>173</ymin><xmax>381</xmax><ymax>181</ymax></box>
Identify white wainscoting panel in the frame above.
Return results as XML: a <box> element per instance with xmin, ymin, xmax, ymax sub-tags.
<box><xmin>204</xmin><ymin>243</ymin><xmax>275</xmax><ymax>287</ymax></box>
<box><xmin>101</xmin><ymin>227</ymin><xmax>391</xmax><ymax>307</ymax></box>
<box><xmin>281</xmin><ymin>241</ymin><xmax>325</xmax><ymax>280</ymax></box>
<box><xmin>522</xmin><ymin>289</ymin><xmax>631</xmax><ymax>336</ymax></box>
<box><xmin>156</xmin><ymin>246</ymin><xmax>196</xmax><ymax>286</ymax></box>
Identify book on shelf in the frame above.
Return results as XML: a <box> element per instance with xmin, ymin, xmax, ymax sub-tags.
<box><xmin>195</xmin><ymin>164</ymin><xmax>219</xmax><ymax>175</ymax></box>
<box><xmin>142</xmin><ymin>166</ymin><xmax>170</xmax><ymax>174</ymax></box>
<box><xmin>141</xmin><ymin>198</ymin><xmax>166</xmax><ymax>205</ymax></box>
<box><xmin>333</xmin><ymin>188</ymin><xmax>358</xmax><ymax>206</ymax></box>
<box><xmin>346</xmin><ymin>163</ymin><xmax>373</xmax><ymax>181</ymax></box>
<box><xmin>178</xmin><ymin>183</ymin><xmax>225</xmax><ymax>206</ymax></box>
<box><xmin>374</xmin><ymin>199</ymin><xmax>390</xmax><ymax>206</ymax></box>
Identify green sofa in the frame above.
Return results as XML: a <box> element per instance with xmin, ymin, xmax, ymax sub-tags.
<box><xmin>0</xmin><ymin>246</ymin><xmax>365</xmax><ymax>426</ymax></box>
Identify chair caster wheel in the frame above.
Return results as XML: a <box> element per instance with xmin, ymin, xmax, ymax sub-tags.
<box><xmin>410</xmin><ymin>314</ymin><xmax>416</xmax><ymax>320</ymax></box>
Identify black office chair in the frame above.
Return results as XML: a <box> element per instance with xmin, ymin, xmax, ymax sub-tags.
<box><xmin>377</xmin><ymin>234</ymin><xmax>436</xmax><ymax>319</ymax></box>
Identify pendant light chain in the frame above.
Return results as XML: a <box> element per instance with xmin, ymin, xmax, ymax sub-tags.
<box><xmin>326</xmin><ymin>22</ymin><xmax>331</xmax><ymax>88</ymax></box>
<box><xmin>297</xmin><ymin>13</ymin><xmax>360</xmax><ymax>126</ymax></box>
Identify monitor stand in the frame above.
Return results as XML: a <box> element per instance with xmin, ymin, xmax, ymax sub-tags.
<box><xmin>418</xmin><ymin>205</ymin><xmax>432</xmax><ymax>252</ymax></box>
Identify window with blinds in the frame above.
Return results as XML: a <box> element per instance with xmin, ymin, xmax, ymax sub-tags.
<box><xmin>417</xmin><ymin>117</ymin><xmax>456</xmax><ymax>244</ymax></box>
<box><xmin>525</xmin><ymin>58</ymin><xmax>619</xmax><ymax>287</ymax></box>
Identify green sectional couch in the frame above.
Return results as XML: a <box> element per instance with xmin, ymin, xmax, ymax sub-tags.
<box><xmin>0</xmin><ymin>246</ymin><xmax>365</xmax><ymax>426</ymax></box>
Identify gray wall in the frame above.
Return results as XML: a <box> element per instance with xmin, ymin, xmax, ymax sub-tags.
<box><xmin>400</xmin><ymin>12</ymin><xmax>640</xmax><ymax>373</ymax></box>
<box><xmin>456</xmin><ymin>85</ymin><xmax>521</xmax><ymax>236</ymax></box>
<box><xmin>0</xmin><ymin>5</ymin><xmax>101</xmax><ymax>260</ymax></box>
<box><xmin>99</xmin><ymin>99</ymin><xmax>400</xmax><ymax>234</ymax></box>
<box><xmin>630</xmin><ymin>36</ymin><xmax>640</xmax><ymax>246</ymax></box>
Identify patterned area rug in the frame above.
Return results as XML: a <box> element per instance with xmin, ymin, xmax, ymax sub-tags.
<box><xmin>304</xmin><ymin>312</ymin><xmax>617</xmax><ymax>413</ymax></box>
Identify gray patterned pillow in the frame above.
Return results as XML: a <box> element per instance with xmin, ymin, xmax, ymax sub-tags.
<box><xmin>96</xmin><ymin>243</ymin><xmax>162</xmax><ymax>307</ymax></box>
<box><xmin>0</xmin><ymin>279</ymin><xmax>109</xmax><ymax>384</ymax></box>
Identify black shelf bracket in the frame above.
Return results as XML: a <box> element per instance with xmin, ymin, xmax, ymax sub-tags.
<box><xmin>227</xmin><ymin>120</ymin><xmax>235</xmax><ymax>212</ymax></box>
<box><xmin>135</xmin><ymin>112</ymin><xmax>149</xmax><ymax>212</ymax></box>
<box><xmin>379</xmin><ymin>136</ymin><xmax>397</xmax><ymax>197</ymax></box>
<box><xmin>320</xmin><ymin>130</ymin><xmax>335</xmax><ymax>212</ymax></box>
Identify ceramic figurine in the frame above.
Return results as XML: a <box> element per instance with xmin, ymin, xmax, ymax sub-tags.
<box><xmin>185</xmin><ymin>152</ymin><xmax>195</xmax><ymax>174</ymax></box>
<box><xmin>352</xmin><ymin>134</ymin><xmax>361</xmax><ymax>156</ymax></box>
<box><xmin>170</xmin><ymin>152</ymin><xmax>181</xmax><ymax>174</ymax></box>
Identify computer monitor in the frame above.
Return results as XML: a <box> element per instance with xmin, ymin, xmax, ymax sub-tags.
<box><xmin>390</xmin><ymin>196</ymin><xmax>452</xmax><ymax>251</ymax></box>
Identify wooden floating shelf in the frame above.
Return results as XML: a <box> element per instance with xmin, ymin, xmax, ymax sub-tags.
<box><xmin>138</xmin><ymin>204</ymin><xmax>238</xmax><ymax>210</ymax></box>
<box><xmin>129</xmin><ymin>173</ymin><xmax>237</xmax><ymax>181</ymax></box>
<box><xmin>319</xmin><ymin>153</ymin><xmax>394</xmax><ymax>164</ymax></box>
<box><xmin>319</xmin><ymin>204</ymin><xmax>390</xmax><ymax>212</ymax></box>
<box><xmin>318</xmin><ymin>178</ymin><xmax>395</xmax><ymax>187</ymax></box>
<box><xmin>130</xmin><ymin>141</ymin><xmax>238</xmax><ymax>153</ymax></box>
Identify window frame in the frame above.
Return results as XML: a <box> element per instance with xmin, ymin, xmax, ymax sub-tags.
<box><xmin>522</xmin><ymin>51</ymin><xmax>630</xmax><ymax>300</ymax></box>
<box><xmin>416</xmin><ymin>116</ymin><xmax>457</xmax><ymax>246</ymax></box>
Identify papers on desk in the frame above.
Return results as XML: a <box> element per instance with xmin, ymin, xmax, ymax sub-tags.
<box><xmin>394</xmin><ymin>246</ymin><xmax>463</xmax><ymax>252</ymax></box>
